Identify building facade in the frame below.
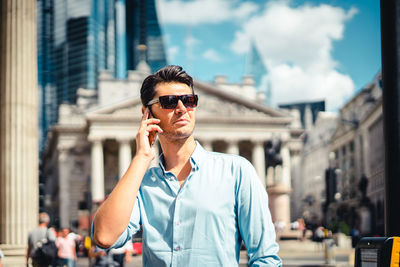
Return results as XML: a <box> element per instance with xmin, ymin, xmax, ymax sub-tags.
<box><xmin>37</xmin><ymin>0</ymin><xmax>167</xmax><ymax>148</ymax></box>
<box><xmin>294</xmin><ymin>112</ymin><xmax>338</xmax><ymax>224</ymax></box>
<box><xmin>278</xmin><ymin>100</ymin><xmax>327</xmax><ymax>223</ymax></box>
<box><xmin>328</xmin><ymin>71</ymin><xmax>383</xmax><ymax>235</ymax></box>
<box><xmin>40</xmin><ymin>64</ymin><xmax>303</xmax><ymax>234</ymax></box>
<box><xmin>288</xmin><ymin>72</ymin><xmax>383</xmax><ymax>237</ymax></box>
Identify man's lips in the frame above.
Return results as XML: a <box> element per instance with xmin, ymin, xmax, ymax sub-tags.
<box><xmin>174</xmin><ymin>118</ymin><xmax>190</xmax><ymax>125</ymax></box>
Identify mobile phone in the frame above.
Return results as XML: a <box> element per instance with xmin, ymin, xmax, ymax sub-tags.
<box><xmin>148</xmin><ymin>106</ymin><xmax>156</xmax><ymax>119</ymax></box>
<box><xmin>146</xmin><ymin>107</ymin><xmax>158</xmax><ymax>146</ymax></box>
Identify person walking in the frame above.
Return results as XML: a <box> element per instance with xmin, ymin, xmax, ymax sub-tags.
<box><xmin>110</xmin><ymin>239</ymin><xmax>133</xmax><ymax>267</ymax></box>
<box><xmin>27</xmin><ymin>212</ymin><xmax>57</xmax><ymax>267</ymax></box>
<box><xmin>56</xmin><ymin>228</ymin><xmax>77</xmax><ymax>267</ymax></box>
<box><xmin>93</xmin><ymin>65</ymin><xmax>281</xmax><ymax>266</ymax></box>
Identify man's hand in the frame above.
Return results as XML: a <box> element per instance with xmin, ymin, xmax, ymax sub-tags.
<box><xmin>93</xmin><ymin>108</ymin><xmax>163</xmax><ymax>248</ymax></box>
<box><xmin>136</xmin><ymin>108</ymin><xmax>163</xmax><ymax>160</ymax></box>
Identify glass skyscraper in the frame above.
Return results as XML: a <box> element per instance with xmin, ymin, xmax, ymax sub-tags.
<box><xmin>37</xmin><ymin>0</ymin><xmax>167</xmax><ymax>149</ymax></box>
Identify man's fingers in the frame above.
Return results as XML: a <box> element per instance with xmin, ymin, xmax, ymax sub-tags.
<box><xmin>144</xmin><ymin>118</ymin><xmax>161</xmax><ymax>125</ymax></box>
<box><xmin>146</xmin><ymin>124</ymin><xmax>163</xmax><ymax>134</ymax></box>
<box><xmin>140</xmin><ymin>118</ymin><xmax>160</xmax><ymax>128</ymax></box>
<box><xmin>142</xmin><ymin>107</ymin><xmax>149</xmax><ymax>120</ymax></box>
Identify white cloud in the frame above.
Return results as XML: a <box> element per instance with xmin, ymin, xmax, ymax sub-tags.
<box><xmin>156</xmin><ymin>0</ymin><xmax>258</xmax><ymax>25</ymax></box>
<box><xmin>268</xmin><ymin>63</ymin><xmax>354</xmax><ymax>110</ymax></box>
<box><xmin>202</xmin><ymin>49</ymin><xmax>223</xmax><ymax>62</ymax></box>
<box><xmin>168</xmin><ymin>46</ymin><xmax>179</xmax><ymax>62</ymax></box>
<box><xmin>231</xmin><ymin>1</ymin><xmax>358</xmax><ymax>110</ymax></box>
<box><xmin>185</xmin><ymin>35</ymin><xmax>199</xmax><ymax>47</ymax></box>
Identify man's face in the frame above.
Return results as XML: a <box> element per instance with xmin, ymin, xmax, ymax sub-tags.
<box><xmin>150</xmin><ymin>82</ymin><xmax>196</xmax><ymax>141</ymax></box>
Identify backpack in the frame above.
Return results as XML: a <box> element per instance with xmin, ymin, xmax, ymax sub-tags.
<box><xmin>32</xmin><ymin>229</ymin><xmax>58</xmax><ymax>265</ymax></box>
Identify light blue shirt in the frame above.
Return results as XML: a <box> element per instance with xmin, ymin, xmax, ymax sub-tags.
<box><xmin>108</xmin><ymin>142</ymin><xmax>281</xmax><ymax>266</ymax></box>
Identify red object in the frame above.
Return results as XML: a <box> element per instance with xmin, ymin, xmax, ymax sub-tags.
<box><xmin>132</xmin><ymin>242</ymin><xmax>143</xmax><ymax>255</ymax></box>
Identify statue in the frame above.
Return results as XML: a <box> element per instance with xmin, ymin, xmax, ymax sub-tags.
<box><xmin>265</xmin><ymin>139</ymin><xmax>283</xmax><ymax>169</ymax></box>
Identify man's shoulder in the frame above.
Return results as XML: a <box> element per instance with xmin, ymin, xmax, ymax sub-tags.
<box><xmin>203</xmin><ymin>150</ymin><xmax>251</xmax><ymax>166</ymax></box>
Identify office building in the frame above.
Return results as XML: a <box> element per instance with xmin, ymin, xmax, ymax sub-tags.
<box><xmin>37</xmin><ymin>0</ymin><xmax>167</xmax><ymax>149</ymax></box>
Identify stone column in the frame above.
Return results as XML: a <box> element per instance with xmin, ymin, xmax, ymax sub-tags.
<box><xmin>0</xmin><ymin>1</ymin><xmax>39</xmax><ymax>265</ymax></box>
<box><xmin>252</xmin><ymin>140</ymin><xmax>266</xmax><ymax>186</ymax></box>
<box><xmin>227</xmin><ymin>140</ymin><xmax>239</xmax><ymax>155</ymax></box>
<box><xmin>280</xmin><ymin>145</ymin><xmax>291</xmax><ymax>187</ymax></box>
<box><xmin>118</xmin><ymin>138</ymin><xmax>132</xmax><ymax>179</ymax></box>
<box><xmin>58</xmin><ymin>147</ymin><xmax>71</xmax><ymax>228</ymax></box>
<box><xmin>91</xmin><ymin>139</ymin><xmax>105</xmax><ymax>203</ymax></box>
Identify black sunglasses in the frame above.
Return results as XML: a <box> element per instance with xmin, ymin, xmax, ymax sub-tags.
<box><xmin>147</xmin><ymin>94</ymin><xmax>198</xmax><ymax>109</ymax></box>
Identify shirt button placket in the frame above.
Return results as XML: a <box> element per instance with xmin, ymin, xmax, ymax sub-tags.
<box><xmin>172</xmin><ymin>193</ymin><xmax>182</xmax><ymax>266</ymax></box>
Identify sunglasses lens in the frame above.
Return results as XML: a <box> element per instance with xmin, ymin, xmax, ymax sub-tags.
<box><xmin>181</xmin><ymin>95</ymin><xmax>198</xmax><ymax>108</ymax></box>
<box><xmin>159</xmin><ymin>95</ymin><xmax>178</xmax><ymax>109</ymax></box>
<box><xmin>158</xmin><ymin>95</ymin><xmax>198</xmax><ymax>109</ymax></box>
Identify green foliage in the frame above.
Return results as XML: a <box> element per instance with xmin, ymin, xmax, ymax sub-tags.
<box><xmin>328</xmin><ymin>220</ymin><xmax>350</xmax><ymax>235</ymax></box>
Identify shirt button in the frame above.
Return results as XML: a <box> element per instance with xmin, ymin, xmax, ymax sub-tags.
<box><xmin>175</xmin><ymin>246</ymin><xmax>180</xmax><ymax>251</ymax></box>
<box><xmin>175</xmin><ymin>221</ymin><xmax>180</xmax><ymax>226</ymax></box>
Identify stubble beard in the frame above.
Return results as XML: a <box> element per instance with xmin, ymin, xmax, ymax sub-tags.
<box><xmin>160</xmin><ymin>126</ymin><xmax>195</xmax><ymax>144</ymax></box>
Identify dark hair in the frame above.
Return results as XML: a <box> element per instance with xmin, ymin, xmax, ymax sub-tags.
<box><xmin>140</xmin><ymin>65</ymin><xmax>194</xmax><ymax>106</ymax></box>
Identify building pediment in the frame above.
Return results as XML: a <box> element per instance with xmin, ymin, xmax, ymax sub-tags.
<box><xmin>86</xmin><ymin>98</ymin><xmax>143</xmax><ymax>121</ymax></box>
<box><xmin>86</xmin><ymin>79</ymin><xmax>292</xmax><ymax>125</ymax></box>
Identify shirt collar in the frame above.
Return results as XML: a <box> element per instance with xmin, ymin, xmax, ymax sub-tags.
<box><xmin>158</xmin><ymin>140</ymin><xmax>206</xmax><ymax>175</ymax></box>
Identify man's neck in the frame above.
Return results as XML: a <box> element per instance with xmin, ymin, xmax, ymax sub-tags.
<box><xmin>159</xmin><ymin>136</ymin><xmax>196</xmax><ymax>173</ymax></box>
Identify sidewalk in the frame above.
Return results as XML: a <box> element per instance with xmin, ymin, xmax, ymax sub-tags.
<box><xmin>279</xmin><ymin>239</ymin><xmax>355</xmax><ymax>267</ymax></box>
<box><xmin>77</xmin><ymin>240</ymin><xmax>354</xmax><ymax>267</ymax></box>
<box><xmin>77</xmin><ymin>250</ymin><xmax>249</xmax><ymax>266</ymax></box>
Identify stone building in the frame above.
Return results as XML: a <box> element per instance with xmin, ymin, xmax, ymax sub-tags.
<box><xmin>328</xmin><ymin>71</ymin><xmax>383</xmax><ymax>235</ymax></box>
<box><xmin>40</xmin><ymin>64</ymin><xmax>303</xmax><ymax>234</ymax></box>
<box><xmin>292</xmin><ymin>111</ymin><xmax>338</xmax><ymax>224</ymax></box>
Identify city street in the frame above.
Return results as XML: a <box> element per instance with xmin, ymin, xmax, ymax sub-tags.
<box><xmin>77</xmin><ymin>240</ymin><xmax>354</xmax><ymax>267</ymax></box>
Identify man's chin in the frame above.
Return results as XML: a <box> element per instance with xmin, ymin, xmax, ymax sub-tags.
<box><xmin>161</xmin><ymin>129</ymin><xmax>194</xmax><ymax>141</ymax></box>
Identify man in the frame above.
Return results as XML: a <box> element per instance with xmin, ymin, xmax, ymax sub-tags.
<box><xmin>27</xmin><ymin>212</ymin><xmax>56</xmax><ymax>267</ymax></box>
<box><xmin>93</xmin><ymin>65</ymin><xmax>282</xmax><ymax>266</ymax></box>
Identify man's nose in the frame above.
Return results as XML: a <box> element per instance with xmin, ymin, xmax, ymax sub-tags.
<box><xmin>175</xmin><ymin>100</ymin><xmax>187</xmax><ymax>113</ymax></box>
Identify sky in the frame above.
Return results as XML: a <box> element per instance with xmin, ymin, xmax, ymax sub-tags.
<box><xmin>155</xmin><ymin>0</ymin><xmax>381</xmax><ymax>111</ymax></box>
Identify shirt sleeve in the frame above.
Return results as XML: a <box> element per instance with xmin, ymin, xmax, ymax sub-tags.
<box><xmin>236</xmin><ymin>159</ymin><xmax>282</xmax><ymax>267</ymax></box>
<box><xmin>92</xmin><ymin>196</ymin><xmax>141</xmax><ymax>249</ymax></box>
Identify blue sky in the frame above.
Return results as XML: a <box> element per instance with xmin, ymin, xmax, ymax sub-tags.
<box><xmin>156</xmin><ymin>0</ymin><xmax>381</xmax><ymax>110</ymax></box>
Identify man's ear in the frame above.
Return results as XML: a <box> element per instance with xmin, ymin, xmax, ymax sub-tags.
<box><xmin>141</xmin><ymin>106</ymin><xmax>146</xmax><ymax>114</ymax></box>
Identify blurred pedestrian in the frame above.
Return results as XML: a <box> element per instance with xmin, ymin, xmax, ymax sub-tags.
<box><xmin>0</xmin><ymin>247</ymin><xmax>4</xmax><ymax>267</ymax></box>
<box><xmin>297</xmin><ymin>218</ymin><xmax>306</xmax><ymax>241</ymax></box>
<box><xmin>110</xmin><ymin>239</ymin><xmax>133</xmax><ymax>267</ymax></box>
<box><xmin>89</xmin><ymin>245</ymin><xmax>118</xmax><ymax>267</ymax></box>
<box><xmin>56</xmin><ymin>228</ymin><xmax>77</xmax><ymax>267</ymax></box>
<box><xmin>27</xmin><ymin>212</ymin><xmax>57</xmax><ymax>267</ymax></box>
